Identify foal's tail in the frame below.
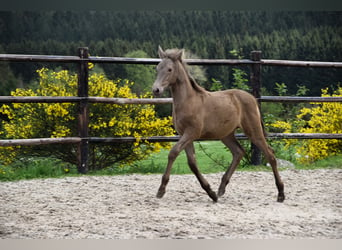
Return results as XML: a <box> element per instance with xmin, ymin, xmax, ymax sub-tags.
<box><xmin>261</xmin><ymin>119</ymin><xmax>267</xmax><ymax>138</ymax></box>
<box><xmin>257</xmin><ymin>104</ymin><xmax>268</xmax><ymax>138</ymax></box>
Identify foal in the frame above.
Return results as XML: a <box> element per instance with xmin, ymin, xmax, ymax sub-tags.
<box><xmin>152</xmin><ymin>46</ymin><xmax>285</xmax><ymax>203</ymax></box>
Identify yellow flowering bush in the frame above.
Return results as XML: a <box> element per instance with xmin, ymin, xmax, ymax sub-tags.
<box><xmin>270</xmin><ymin>87</ymin><xmax>342</xmax><ymax>164</ymax></box>
<box><xmin>0</xmin><ymin>68</ymin><xmax>174</xmax><ymax>169</ymax></box>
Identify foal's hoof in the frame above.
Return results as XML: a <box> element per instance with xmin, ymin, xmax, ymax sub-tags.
<box><xmin>277</xmin><ymin>193</ymin><xmax>285</xmax><ymax>202</ymax></box>
<box><xmin>156</xmin><ymin>190</ymin><xmax>165</xmax><ymax>199</ymax></box>
<box><xmin>209</xmin><ymin>191</ymin><xmax>218</xmax><ymax>203</ymax></box>
<box><xmin>212</xmin><ymin>196</ymin><xmax>218</xmax><ymax>203</ymax></box>
<box><xmin>217</xmin><ymin>188</ymin><xmax>225</xmax><ymax>197</ymax></box>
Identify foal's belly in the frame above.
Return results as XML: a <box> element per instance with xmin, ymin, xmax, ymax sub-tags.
<box><xmin>199</xmin><ymin>94</ymin><xmax>240</xmax><ymax>139</ymax></box>
<box><xmin>199</xmin><ymin>116</ymin><xmax>239</xmax><ymax>139</ymax></box>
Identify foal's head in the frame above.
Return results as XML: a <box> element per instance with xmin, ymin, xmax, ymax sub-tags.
<box><xmin>152</xmin><ymin>46</ymin><xmax>184</xmax><ymax>96</ymax></box>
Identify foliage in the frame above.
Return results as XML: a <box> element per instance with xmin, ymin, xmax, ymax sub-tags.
<box><xmin>231</xmin><ymin>68</ymin><xmax>249</xmax><ymax>91</ymax></box>
<box><xmin>229</xmin><ymin>49</ymin><xmax>250</xmax><ymax>91</ymax></box>
<box><xmin>183</xmin><ymin>50</ymin><xmax>208</xmax><ymax>85</ymax></box>
<box><xmin>1</xmin><ymin>11</ymin><xmax>341</xmax><ymax>96</ymax></box>
<box><xmin>264</xmin><ymin>83</ymin><xmax>308</xmax><ymax>163</ymax></box>
<box><xmin>0</xmin><ymin>157</ymin><xmax>77</xmax><ymax>181</ymax></box>
<box><xmin>123</xmin><ymin>50</ymin><xmax>156</xmax><ymax>95</ymax></box>
<box><xmin>274</xmin><ymin>82</ymin><xmax>288</xmax><ymax>96</ymax></box>
<box><xmin>1</xmin><ymin>142</ymin><xmax>342</xmax><ymax>181</ymax></box>
<box><xmin>209</xmin><ymin>78</ymin><xmax>223</xmax><ymax>91</ymax></box>
<box><xmin>271</xmin><ymin>86</ymin><xmax>342</xmax><ymax>163</ymax></box>
<box><xmin>0</xmin><ymin>45</ymin><xmax>18</xmax><ymax>96</ymax></box>
<box><xmin>265</xmin><ymin>82</ymin><xmax>309</xmax><ymax>123</ymax></box>
<box><xmin>0</xmin><ymin>68</ymin><xmax>175</xmax><ymax>169</ymax></box>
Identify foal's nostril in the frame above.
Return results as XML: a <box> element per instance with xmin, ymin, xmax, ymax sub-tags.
<box><xmin>153</xmin><ymin>88</ymin><xmax>160</xmax><ymax>95</ymax></box>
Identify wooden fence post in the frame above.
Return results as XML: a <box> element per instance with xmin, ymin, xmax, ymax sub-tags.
<box><xmin>250</xmin><ymin>51</ymin><xmax>262</xmax><ymax>165</ymax></box>
<box><xmin>77</xmin><ymin>47</ymin><xmax>89</xmax><ymax>174</ymax></box>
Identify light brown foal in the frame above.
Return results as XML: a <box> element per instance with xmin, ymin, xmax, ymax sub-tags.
<box><xmin>152</xmin><ymin>46</ymin><xmax>285</xmax><ymax>203</ymax></box>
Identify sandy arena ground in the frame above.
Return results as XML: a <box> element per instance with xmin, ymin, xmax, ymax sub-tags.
<box><xmin>0</xmin><ymin>169</ymin><xmax>341</xmax><ymax>239</ymax></box>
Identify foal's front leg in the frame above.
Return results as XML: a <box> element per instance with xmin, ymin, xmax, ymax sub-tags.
<box><xmin>156</xmin><ymin>136</ymin><xmax>193</xmax><ymax>199</ymax></box>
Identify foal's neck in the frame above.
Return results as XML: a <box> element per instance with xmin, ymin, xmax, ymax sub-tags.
<box><xmin>171</xmin><ymin>61</ymin><xmax>200</xmax><ymax>103</ymax></box>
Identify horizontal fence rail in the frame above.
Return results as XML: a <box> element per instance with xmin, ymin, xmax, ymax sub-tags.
<box><xmin>0</xmin><ymin>48</ymin><xmax>341</xmax><ymax>172</ymax></box>
<box><xmin>88</xmin><ymin>133</ymin><xmax>342</xmax><ymax>142</ymax></box>
<box><xmin>0</xmin><ymin>96</ymin><xmax>174</xmax><ymax>104</ymax></box>
<box><xmin>0</xmin><ymin>137</ymin><xmax>82</xmax><ymax>146</ymax></box>
<box><xmin>2</xmin><ymin>53</ymin><xmax>342</xmax><ymax>67</ymax></box>
<box><xmin>259</xmin><ymin>96</ymin><xmax>342</xmax><ymax>103</ymax></box>
<box><xmin>0</xmin><ymin>54</ymin><xmax>81</xmax><ymax>63</ymax></box>
<box><xmin>261</xmin><ymin>59</ymin><xmax>342</xmax><ymax>68</ymax></box>
<box><xmin>0</xmin><ymin>54</ymin><xmax>255</xmax><ymax>65</ymax></box>
<box><xmin>2</xmin><ymin>133</ymin><xmax>342</xmax><ymax>147</ymax></box>
<box><xmin>1</xmin><ymin>96</ymin><xmax>342</xmax><ymax>104</ymax></box>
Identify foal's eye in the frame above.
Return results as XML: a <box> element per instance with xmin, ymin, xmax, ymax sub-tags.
<box><xmin>168</xmin><ymin>68</ymin><xmax>172</xmax><ymax>72</ymax></box>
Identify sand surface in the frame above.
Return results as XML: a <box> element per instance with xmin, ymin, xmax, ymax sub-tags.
<box><xmin>0</xmin><ymin>169</ymin><xmax>341</xmax><ymax>239</ymax></box>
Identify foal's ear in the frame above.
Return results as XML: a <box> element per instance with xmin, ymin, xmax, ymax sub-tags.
<box><xmin>158</xmin><ymin>46</ymin><xmax>166</xmax><ymax>58</ymax></box>
<box><xmin>175</xmin><ymin>49</ymin><xmax>184</xmax><ymax>61</ymax></box>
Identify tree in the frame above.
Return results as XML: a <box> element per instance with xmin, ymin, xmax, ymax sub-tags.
<box><xmin>0</xmin><ymin>62</ymin><xmax>17</xmax><ymax>96</ymax></box>
<box><xmin>123</xmin><ymin>50</ymin><xmax>156</xmax><ymax>95</ymax></box>
<box><xmin>1</xmin><ymin>11</ymin><xmax>341</xmax><ymax>96</ymax></box>
<box><xmin>183</xmin><ymin>50</ymin><xmax>207</xmax><ymax>85</ymax></box>
<box><xmin>0</xmin><ymin>68</ymin><xmax>175</xmax><ymax>169</ymax></box>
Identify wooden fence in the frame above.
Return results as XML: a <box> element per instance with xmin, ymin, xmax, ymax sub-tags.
<box><xmin>0</xmin><ymin>47</ymin><xmax>342</xmax><ymax>173</ymax></box>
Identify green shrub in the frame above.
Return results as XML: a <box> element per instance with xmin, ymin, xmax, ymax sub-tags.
<box><xmin>0</xmin><ymin>68</ymin><xmax>175</xmax><ymax>170</ymax></box>
<box><xmin>271</xmin><ymin>87</ymin><xmax>342</xmax><ymax>163</ymax></box>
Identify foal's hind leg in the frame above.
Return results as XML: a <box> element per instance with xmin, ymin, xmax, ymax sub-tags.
<box><xmin>218</xmin><ymin>133</ymin><xmax>245</xmax><ymax>197</ymax></box>
<box><xmin>247</xmin><ymin>132</ymin><xmax>285</xmax><ymax>202</ymax></box>
<box><xmin>185</xmin><ymin>143</ymin><xmax>218</xmax><ymax>202</ymax></box>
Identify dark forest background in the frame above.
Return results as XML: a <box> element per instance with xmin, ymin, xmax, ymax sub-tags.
<box><xmin>0</xmin><ymin>11</ymin><xmax>341</xmax><ymax>95</ymax></box>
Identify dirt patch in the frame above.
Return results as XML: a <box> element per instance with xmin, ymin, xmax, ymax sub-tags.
<box><xmin>0</xmin><ymin>169</ymin><xmax>341</xmax><ymax>239</ymax></box>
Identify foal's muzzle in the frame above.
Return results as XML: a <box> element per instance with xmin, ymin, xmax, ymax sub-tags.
<box><xmin>152</xmin><ymin>82</ymin><xmax>164</xmax><ymax>97</ymax></box>
<box><xmin>152</xmin><ymin>87</ymin><xmax>162</xmax><ymax>97</ymax></box>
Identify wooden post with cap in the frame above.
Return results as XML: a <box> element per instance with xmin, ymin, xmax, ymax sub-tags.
<box><xmin>250</xmin><ymin>50</ymin><xmax>262</xmax><ymax>166</ymax></box>
<box><xmin>77</xmin><ymin>47</ymin><xmax>89</xmax><ymax>174</ymax></box>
